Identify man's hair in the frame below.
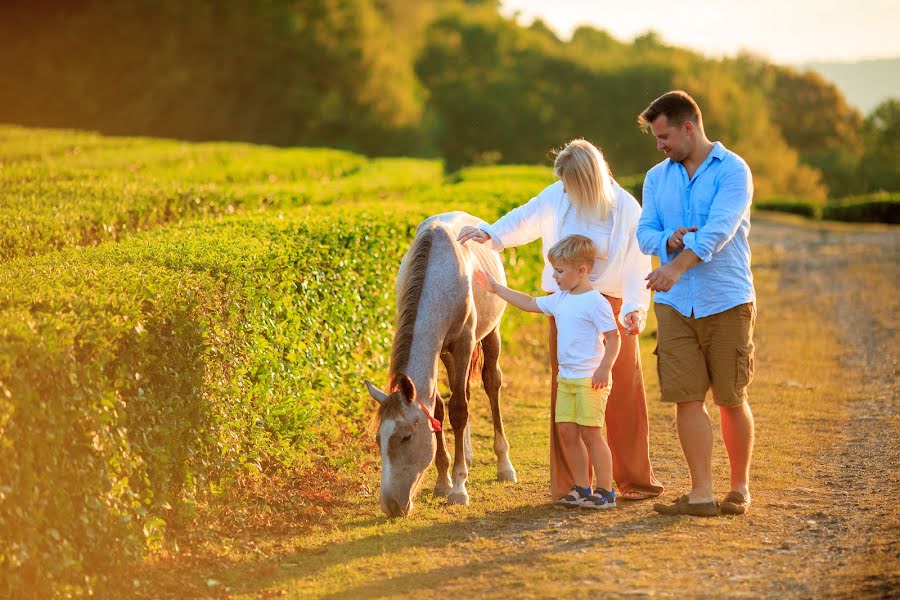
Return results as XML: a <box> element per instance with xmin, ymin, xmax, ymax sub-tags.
<box><xmin>548</xmin><ymin>234</ymin><xmax>596</xmax><ymax>268</ymax></box>
<box><xmin>637</xmin><ymin>90</ymin><xmax>702</xmax><ymax>131</ymax></box>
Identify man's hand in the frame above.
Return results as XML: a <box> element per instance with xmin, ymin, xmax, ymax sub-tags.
<box><xmin>645</xmin><ymin>263</ymin><xmax>683</xmax><ymax>292</ymax></box>
<box><xmin>623</xmin><ymin>310</ymin><xmax>642</xmax><ymax>336</ymax></box>
<box><xmin>667</xmin><ymin>226</ymin><xmax>698</xmax><ymax>253</ymax></box>
<box><xmin>473</xmin><ymin>270</ymin><xmax>497</xmax><ymax>294</ymax></box>
<box><xmin>457</xmin><ymin>226</ymin><xmax>491</xmax><ymax>245</ymax></box>
<box><xmin>592</xmin><ymin>367</ymin><xmax>612</xmax><ymax>390</ymax></box>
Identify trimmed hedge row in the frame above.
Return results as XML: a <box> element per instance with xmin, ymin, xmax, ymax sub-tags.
<box><xmin>820</xmin><ymin>192</ymin><xmax>900</xmax><ymax>224</ymax></box>
<box><xmin>754</xmin><ymin>197</ymin><xmax>820</xmax><ymax>218</ymax></box>
<box><xmin>0</xmin><ymin>197</ymin><xmax>552</xmax><ymax>598</ymax></box>
<box><xmin>755</xmin><ymin>192</ymin><xmax>899</xmax><ymax>224</ymax></box>
<box><xmin>0</xmin><ymin>125</ymin><xmax>445</xmax><ymax>262</ymax></box>
<box><xmin>0</xmin><ymin>209</ymin><xmax>435</xmax><ymax>594</ymax></box>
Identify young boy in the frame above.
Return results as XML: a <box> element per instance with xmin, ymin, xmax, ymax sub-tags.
<box><xmin>474</xmin><ymin>234</ymin><xmax>621</xmax><ymax>509</ymax></box>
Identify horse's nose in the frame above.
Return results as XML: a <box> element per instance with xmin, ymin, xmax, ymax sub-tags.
<box><xmin>384</xmin><ymin>497</ymin><xmax>409</xmax><ymax>518</ymax></box>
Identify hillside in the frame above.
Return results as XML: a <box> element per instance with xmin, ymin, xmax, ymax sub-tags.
<box><xmin>802</xmin><ymin>57</ymin><xmax>900</xmax><ymax>114</ymax></box>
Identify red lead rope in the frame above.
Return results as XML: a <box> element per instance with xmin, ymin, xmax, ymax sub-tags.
<box><xmin>417</xmin><ymin>399</ymin><xmax>442</xmax><ymax>432</ymax></box>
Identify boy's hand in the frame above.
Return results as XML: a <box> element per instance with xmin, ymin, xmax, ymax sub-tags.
<box><xmin>473</xmin><ymin>270</ymin><xmax>497</xmax><ymax>294</ymax></box>
<box><xmin>592</xmin><ymin>367</ymin><xmax>611</xmax><ymax>389</ymax></box>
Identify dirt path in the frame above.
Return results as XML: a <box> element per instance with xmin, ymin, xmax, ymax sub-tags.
<box><xmin>748</xmin><ymin>215</ymin><xmax>899</xmax><ymax>597</ymax></box>
<box><xmin>108</xmin><ymin>215</ymin><xmax>899</xmax><ymax>599</ymax></box>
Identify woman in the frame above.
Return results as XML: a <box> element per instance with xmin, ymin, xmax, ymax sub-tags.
<box><xmin>457</xmin><ymin>139</ymin><xmax>664</xmax><ymax>500</ymax></box>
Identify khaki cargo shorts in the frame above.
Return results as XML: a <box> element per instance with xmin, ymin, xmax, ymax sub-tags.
<box><xmin>653</xmin><ymin>302</ymin><xmax>756</xmax><ymax>407</ymax></box>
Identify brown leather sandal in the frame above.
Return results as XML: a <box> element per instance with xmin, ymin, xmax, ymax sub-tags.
<box><xmin>720</xmin><ymin>491</ymin><xmax>751</xmax><ymax>515</ymax></box>
<box><xmin>652</xmin><ymin>494</ymin><xmax>719</xmax><ymax>517</ymax></box>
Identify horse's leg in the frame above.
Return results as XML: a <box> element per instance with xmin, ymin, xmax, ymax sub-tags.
<box><xmin>464</xmin><ymin>362</ymin><xmax>474</xmax><ymax>468</ymax></box>
<box><xmin>482</xmin><ymin>326</ymin><xmax>517</xmax><ymax>483</ymax></box>
<box><xmin>433</xmin><ymin>352</ymin><xmax>454</xmax><ymax>497</ymax></box>
<box><xmin>447</xmin><ymin>333</ymin><xmax>475</xmax><ymax>506</ymax></box>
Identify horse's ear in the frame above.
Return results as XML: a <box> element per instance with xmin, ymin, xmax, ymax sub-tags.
<box><xmin>365</xmin><ymin>380</ymin><xmax>388</xmax><ymax>404</ymax></box>
<box><xmin>396</xmin><ymin>373</ymin><xmax>416</xmax><ymax>403</ymax></box>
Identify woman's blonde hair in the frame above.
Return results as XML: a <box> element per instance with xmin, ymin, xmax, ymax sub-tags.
<box><xmin>553</xmin><ymin>139</ymin><xmax>616</xmax><ymax>222</ymax></box>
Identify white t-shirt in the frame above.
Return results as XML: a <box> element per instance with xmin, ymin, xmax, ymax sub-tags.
<box><xmin>535</xmin><ymin>290</ymin><xmax>618</xmax><ymax>379</ymax></box>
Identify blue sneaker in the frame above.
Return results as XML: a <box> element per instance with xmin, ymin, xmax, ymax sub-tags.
<box><xmin>581</xmin><ymin>488</ymin><xmax>616</xmax><ymax>510</ymax></box>
<box><xmin>554</xmin><ymin>485</ymin><xmax>592</xmax><ymax>508</ymax></box>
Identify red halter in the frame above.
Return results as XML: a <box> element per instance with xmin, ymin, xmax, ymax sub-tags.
<box><xmin>417</xmin><ymin>399</ymin><xmax>442</xmax><ymax>432</ymax></box>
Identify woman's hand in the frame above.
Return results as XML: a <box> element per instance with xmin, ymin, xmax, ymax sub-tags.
<box><xmin>623</xmin><ymin>311</ymin><xmax>643</xmax><ymax>336</ymax></box>
<box><xmin>457</xmin><ymin>226</ymin><xmax>491</xmax><ymax>245</ymax></box>
<box><xmin>473</xmin><ymin>270</ymin><xmax>497</xmax><ymax>294</ymax></box>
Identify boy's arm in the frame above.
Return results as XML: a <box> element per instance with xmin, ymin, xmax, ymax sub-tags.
<box><xmin>473</xmin><ymin>270</ymin><xmax>542</xmax><ymax>313</ymax></box>
<box><xmin>592</xmin><ymin>330</ymin><xmax>621</xmax><ymax>389</ymax></box>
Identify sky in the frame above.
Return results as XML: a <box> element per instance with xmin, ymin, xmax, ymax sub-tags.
<box><xmin>500</xmin><ymin>0</ymin><xmax>900</xmax><ymax>64</ymax></box>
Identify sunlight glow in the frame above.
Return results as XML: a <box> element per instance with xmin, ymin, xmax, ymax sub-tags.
<box><xmin>500</xmin><ymin>0</ymin><xmax>900</xmax><ymax>64</ymax></box>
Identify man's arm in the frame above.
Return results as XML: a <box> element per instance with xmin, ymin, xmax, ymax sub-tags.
<box><xmin>681</xmin><ymin>162</ymin><xmax>753</xmax><ymax>263</ymax></box>
<box><xmin>645</xmin><ymin>248</ymin><xmax>702</xmax><ymax>292</ymax></box>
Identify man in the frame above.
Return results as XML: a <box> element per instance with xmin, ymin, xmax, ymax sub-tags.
<box><xmin>636</xmin><ymin>90</ymin><xmax>756</xmax><ymax>517</ymax></box>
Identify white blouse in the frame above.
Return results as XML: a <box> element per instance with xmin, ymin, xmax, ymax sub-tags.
<box><xmin>558</xmin><ymin>202</ymin><xmax>613</xmax><ymax>281</ymax></box>
<box><xmin>477</xmin><ymin>179</ymin><xmax>651</xmax><ymax>330</ymax></box>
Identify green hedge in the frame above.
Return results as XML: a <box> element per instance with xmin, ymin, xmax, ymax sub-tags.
<box><xmin>821</xmin><ymin>192</ymin><xmax>900</xmax><ymax>224</ymax></box>
<box><xmin>616</xmin><ymin>173</ymin><xmax>645</xmax><ymax>203</ymax></box>
<box><xmin>0</xmin><ymin>209</ymin><xmax>436</xmax><ymax>594</ymax></box>
<box><xmin>754</xmin><ymin>197</ymin><xmax>820</xmax><ymax>218</ymax></box>
<box><xmin>0</xmin><ymin>126</ymin><xmax>444</xmax><ymax>262</ymax></box>
<box><xmin>754</xmin><ymin>192</ymin><xmax>900</xmax><ymax>224</ymax></box>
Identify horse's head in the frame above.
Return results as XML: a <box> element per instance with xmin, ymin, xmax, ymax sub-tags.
<box><xmin>365</xmin><ymin>374</ymin><xmax>437</xmax><ymax>517</ymax></box>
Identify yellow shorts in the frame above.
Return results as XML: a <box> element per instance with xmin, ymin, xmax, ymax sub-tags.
<box><xmin>556</xmin><ymin>377</ymin><xmax>610</xmax><ymax>427</ymax></box>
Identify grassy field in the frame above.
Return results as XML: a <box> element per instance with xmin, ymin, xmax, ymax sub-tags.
<box><xmin>1</xmin><ymin>127</ymin><xmax>897</xmax><ymax>598</ymax></box>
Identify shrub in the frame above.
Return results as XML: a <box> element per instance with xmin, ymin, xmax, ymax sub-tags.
<box><xmin>616</xmin><ymin>174</ymin><xmax>645</xmax><ymax>203</ymax></box>
<box><xmin>0</xmin><ymin>125</ymin><xmax>443</xmax><ymax>262</ymax></box>
<box><xmin>0</xmin><ymin>209</ymin><xmax>429</xmax><ymax>594</ymax></box>
<box><xmin>754</xmin><ymin>197</ymin><xmax>820</xmax><ymax>218</ymax></box>
<box><xmin>821</xmin><ymin>192</ymin><xmax>900</xmax><ymax>224</ymax></box>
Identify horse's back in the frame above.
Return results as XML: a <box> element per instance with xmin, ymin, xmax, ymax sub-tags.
<box><xmin>415</xmin><ymin>212</ymin><xmax>505</xmax><ymax>284</ymax></box>
<box><xmin>403</xmin><ymin>213</ymin><xmax>506</xmax><ymax>340</ymax></box>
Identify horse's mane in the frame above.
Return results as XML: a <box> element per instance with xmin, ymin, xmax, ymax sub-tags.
<box><xmin>368</xmin><ymin>225</ymin><xmax>437</xmax><ymax>434</ymax></box>
<box><xmin>369</xmin><ymin>220</ymin><xmax>486</xmax><ymax>435</ymax></box>
<box><xmin>388</xmin><ymin>225</ymin><xmax>435</xmax><ymax>390</ymax></box>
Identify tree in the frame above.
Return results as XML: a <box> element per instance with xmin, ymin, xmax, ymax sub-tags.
<box><xmin>860</xmin><ymin>99</ymin><xmax>900</xmax><ymax>192</ymax></box>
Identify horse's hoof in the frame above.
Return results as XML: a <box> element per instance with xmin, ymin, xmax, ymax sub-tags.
<box><xmin>433</xmin><ymin>481</ymin><xmax>452</xmax><ymax>497</ymax></box>
<box><xmin>497</xmin><ymin>468</ymin><xmax>518</xmax><ymax>483</ymax></box>
<box><xmin>447</xmin><ymin>491</ymin><xmax>469</xmax><ymax>506</ymax></box>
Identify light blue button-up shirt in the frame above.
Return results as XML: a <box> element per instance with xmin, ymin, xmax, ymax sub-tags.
<box><xmin>636</xmin><ymin>142</ymin><xmax>755</xmax><ymax>318</ymax></box>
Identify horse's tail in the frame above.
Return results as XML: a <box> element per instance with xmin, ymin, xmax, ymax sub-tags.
<box><xmin>468</xmin><ymin>340</ymin><xmax>483</xmax><ymax>384</ymax></box>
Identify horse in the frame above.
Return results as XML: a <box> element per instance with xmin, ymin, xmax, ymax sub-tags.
<box><xmin>364</xmin><ymin>212</ymin><xmax>517</xmax><ymax>517</ymax></box>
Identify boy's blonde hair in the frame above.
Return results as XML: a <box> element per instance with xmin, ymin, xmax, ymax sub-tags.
<box><xmin>553</xmin><ymin>139</ymin><xmax>616</xmax><ymax>223</ymax></box>
<box><xmin>548</xmin><ymin>234</ymin><xmax>596</xmax><ymax>269</ymax></box>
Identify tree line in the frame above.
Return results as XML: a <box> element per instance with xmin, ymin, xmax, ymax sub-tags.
<box><xmin>0</xmin><ymin>0</ymin><xmax>895</xmax><ymax>197</ymax></box>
